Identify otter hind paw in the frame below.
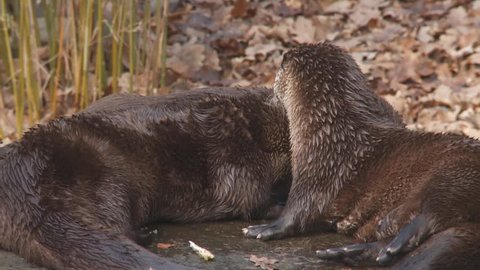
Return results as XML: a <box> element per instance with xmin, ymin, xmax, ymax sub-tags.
<box><xmin>377</xmin><ymin>214</ymin><xmax>430</xmax><ymax>264</ymax></box>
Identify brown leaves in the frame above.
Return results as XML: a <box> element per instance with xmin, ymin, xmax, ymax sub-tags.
<box><xmin>244</xmin><ymin>42</ymin><xmax>277</xmax><ymax>61</ymax></box>
<box><xmin>248</xmin><ymin>255</ymin><xmax>278</xmax><ymax>270</ymax></box>
<box><xmin>349</xmin><ymin>3</ymin><xmax>381</xmax><ymax>28</ymax></box>
<box><xmin>231</xmin><ymin>0</ymin><xmax>253</xmax><ymax>18</ymax></box>
<box><xmin>325</xmin><ymin>0</ymin><xmax>353</xmax><ymax>14</ymax></box>
<box><xmin>2</xmin><ymin>0</ymin><xmax>479</xmax><ymax>139</ymax></box>
<box><xmin>167</xmin><ymin>42</ymin><xmax>206</xmax><ymax>77</ymax></box>
<box><xmin>107</xmin><ymin>0</ymin><xmax>480</xmax><ymax>138</ymax></box>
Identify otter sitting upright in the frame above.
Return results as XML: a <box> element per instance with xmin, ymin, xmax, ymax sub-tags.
<box><xmin>244</xmin><ymin>42</ymin><xmax>404</xmax><ymax>240</ymax></box>
<box><xmin>246</xmin><ymin>42</ymin><xmax>480</xmax><ymax>269</ymax></box>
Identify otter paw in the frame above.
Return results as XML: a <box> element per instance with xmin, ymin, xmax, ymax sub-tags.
<box><xmin>242</xmin><ymin>217</ymin><xmax>292</xmax><ymax>240</ymax></box>
<box><xmin>316</xmin><ymin>242</ymin><xmax>385</xmax><ymax>266</ymax></box>
<box><xmin>377</xmin><ymin>214</ymin><xmax>430</xmax><ymax>265</ymax></box>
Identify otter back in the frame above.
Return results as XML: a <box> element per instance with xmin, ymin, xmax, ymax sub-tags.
<box><xmin>0</xmin><ymin>87</ymin><xmax>291</xmax><ymax>269</ymax></box>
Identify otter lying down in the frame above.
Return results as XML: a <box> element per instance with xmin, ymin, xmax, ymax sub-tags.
<box><xmin>0</xmin><ymin>42</ymin><xmax>479</xmax><ymax>270</ymax></box>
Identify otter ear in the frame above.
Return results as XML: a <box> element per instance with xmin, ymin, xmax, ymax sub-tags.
<box><xmin>281</xmin><ymin>52</ymin><xmax>292</xmax><ymax>68</ymax></box>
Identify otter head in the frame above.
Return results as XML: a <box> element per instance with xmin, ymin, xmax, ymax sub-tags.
<box><xmin>274</xmin><ymin>42</ymin><xmax>360</xmax><ymax>107</ymax></box>
<box><xmin>274</xmin><ymin>42</ymin><xmax>403</xmax><ymax>129</ymax></box>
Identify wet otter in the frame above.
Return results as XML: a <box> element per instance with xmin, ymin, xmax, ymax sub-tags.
<box><xmin>244</xmin><ymin>42</ymin><xmax>480</xmax><ymax>269</ymax></box>
<box><xmin>0</xmin><ymin>44</ymin><xmax>408</xmax><ymax>268</ymax></box>
<box><xmin>244</xmin><ymin>42</ymin><xmax>404</xmax><ymax>240</ymax></box>
<box><xmin>0</xmin><ymin>87</ymin><xmax>294</xmax><ymax>270</ymax></box>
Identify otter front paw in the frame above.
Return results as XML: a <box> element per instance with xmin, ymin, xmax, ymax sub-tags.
<box><xmin>316</xmin><ymin>242</ymin><xmax>385</xmax><ymax>267</ymax></box>
<box><xmin>242</xmin><ymin>217</ymin><xmax>293</xmax><ymax>240</ymax></box>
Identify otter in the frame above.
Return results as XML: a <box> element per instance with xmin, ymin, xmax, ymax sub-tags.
<box><xmin>243</xmin><ymin>42</ymin><xmax>480</xmax><ymax>269</ymax></box>
<box><xmin>0</xmin><ymin>45</ymin><xmax>407</xmax><ymax>269</ymax></box>
<box><xmin>0</xmin><ymin>87</ymin><xmax>293</xmax><ymax>270</ymax></box>
<box><xmin>244</xmin><ymin>42</ymin><xmax>404</xmax><ymax>240</ymax></box>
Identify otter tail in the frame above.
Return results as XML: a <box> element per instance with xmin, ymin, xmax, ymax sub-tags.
<box><xmin>393</xmin><ymin>223</ymin><xmax>480</xmax><ymax>270</ymax></box>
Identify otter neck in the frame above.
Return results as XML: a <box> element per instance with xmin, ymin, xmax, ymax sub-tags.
<box><xmin>284</xmin><ymin>87</ymin><xmax>377</xmax><ymax>215</ymax></box>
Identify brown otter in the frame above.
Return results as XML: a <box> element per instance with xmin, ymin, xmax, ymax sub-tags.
<box><xmin>244</xmin><ymin>42</ymin><xmax>480</xmax><ymax>269</ymax></box>
<box><xmin>0</xmin><ymin>46</ymin><xmax>407</xmax><ymax>269</ymax></box>
<box><xmin>0</xmin><ymin>87</ymin><xmax>294</xmax><ymax>270</ymax></box>
<box><xmin>0</xmin><ymin>43</ymin><xmax>408</xmax><ymax>269</ymax></box>
<box><xmin>243</xmin><ymin>42</ymin><xmax>404</xmax><ymax>240</ymax></box>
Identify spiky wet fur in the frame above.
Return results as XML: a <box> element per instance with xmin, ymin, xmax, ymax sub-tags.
<box><xmin>0</xmin><ymin>87</ymin><xmax>291</xmax><ymax>269</ymax></box>
<box><xmin>275</xmin><ymin>42</ymin><xmax>480</xmax><ymax>269</ymax></box>
<box><xmin>273</xmin><ymin>42</ymin><xmax>404</xmax><ymax>231</ymax></box>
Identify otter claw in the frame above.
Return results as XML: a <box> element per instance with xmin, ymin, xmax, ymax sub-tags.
<box><xmin>317</xmin><ymin>242</ymin><xmax>385</xmax><ymax>266</ymax></box>
<box><xmin>251</xmin><ymin>225</ymin><xmax>283</xmax><ymax>240</ymax></box>
<box><xmin>242</xmin><ymin>224</ymin><xmax>269</xmax><ymax>238</ymax></box>
<box><xmin>243</xmin><ymin>217</ymin><xmax>292</xmax><ymax>240</ymax></box>
<box><xmin>377</xmin><ymin>214</ymin><xmax>429</xmax><ymax>264</ymax></box>
<box><xmin>316</xmin><ymin>248</ymin><xmax>344</xmax><ymax>259</ymax></box>
<box><xmin>317</xmin><ymin>243</ymin><xmax>371</xmax><ymax>259</ymax></box>
<box><xmin>376</xmin><ymin>250</ymin><xmax>392</xmax><ymax>264</ymax></box>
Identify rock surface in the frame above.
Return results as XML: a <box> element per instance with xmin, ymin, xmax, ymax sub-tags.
<box><xmin>0</xmin><ymin>221</ymin><xmax>354</xmax><ymax>270</ymax></box>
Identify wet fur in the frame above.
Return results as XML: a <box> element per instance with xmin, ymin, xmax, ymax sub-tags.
<box><xmin>244</xmin><ymin>42</ymin><xmax>404</xmax><ymax>239</ymax></box>
<box><xmin>247</xmin><ymin>42</ymin><xmax>480</xmax><ymax>269</ymax></box>
<box><xmin>0</xmin><ymin>87</ymin><xmax>292</xmax><ymax>269</ymax></box>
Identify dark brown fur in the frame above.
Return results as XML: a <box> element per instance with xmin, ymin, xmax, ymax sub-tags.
<box><xmin>0</xmin><ymin>87</ymin><xmax>293</xmax><ymax>269</ymax></box>
<box><xmin>244</xmin><ymin>42</ymin><xmax>404</xmax><ymax>239</ymax></box>
<box><xmin>0</xmin><ymin>46</ymin><xmax>407</xmax><ymax>269</ymax></box>
<box><xmin>246</xmin><ymin>42</ymin><xmax>480</xmax><ymax>269</ymax></box>
<box><xmin>0</xmin><ymin>43</ymin><xmax>437</xmax><ymax>269</ymax></box>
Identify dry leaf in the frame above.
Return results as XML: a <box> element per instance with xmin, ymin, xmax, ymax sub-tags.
<box><xmin>231</xmin><ymin>0</ymin><xmax>248</xmax><ymax>18</ymax></box>
<box><xmin>351</xmin><ymin>51</ymin><xmax>377</xmax><ymax>74</ymax></box>
<box><xmin>244</xmin><ymin>42</ymin><xmax>277</xmax><ymax>61</ymax></box>
<box><xmin>325</xmin><ymin>0</ymin><xmax>352</xmax><ymax>14</ymax></box>
<box><xmin>415</xmin><ymin>60</ymin><xmax>435</xmax><ymax>78</ymax></box>
<box><xmin>419</xmin><ymin>84</ymin><xmax>453</xmax><ymax>105</ymax></box>
<box><xmin>469</xmin><ymin>53</ymin><xmax>480</xmax><ymax>65</ymax></box>
<box><xmin>167</xmin><ymin>42</ymin><xmax>206</xmax><ymax>77</ymax></box>
<box><xmin>156</xmin><ymin>243</ymin><xmax>175</xmax><ymax>249</ymax></box>
<box><xmin>417</xmin><ymin>26</ymin><xmax>433</xmax><ymax>43</ymax></box>
<box><xmin>292</xmin><ymin>16</ymin><xmax>315</xmax><ymax>43</ymax></box>
<box><xmin>349</xmin><ymin>4</ymin><xmax>380</xmax><ymax>28</ymax></box>
<box><xmin>249</xmin><ymin>255</ymin><xmax>279</xmax><ymax>270</ymax></box>
<box><xmin>447</xmin><ymin>6</ymin><xmax>468</xmax><ymax>26</ymax></box>
<box><xmin>284</xmin><ymin>0</ymin><xmax>302</xmax><ymax>10</ymax></box>
<box><xmin>417</xmin><ymin>107</ymin><xmax>457</xmax><ymax>124</ymax></box>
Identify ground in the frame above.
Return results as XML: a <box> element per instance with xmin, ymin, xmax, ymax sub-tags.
<box><xmin>0</xmin><ymin>221</ymin><xmax>354</xmax><ymax>270</ymax></box>
<box><xmin>1</xmin><ymin>0</ymin><xmax>479</xmax><ymax>269</ymax></box>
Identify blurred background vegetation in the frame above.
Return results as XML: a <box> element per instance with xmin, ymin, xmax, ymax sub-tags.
<box><xmin>1</xmin><ymin>0</ymin><xmax>479</xmax><ymax>142</ymax></box>
<box><xmin>0</xmin><ymin>0</ymin><xmax>169</xmax><ymax>138</ymax></box>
